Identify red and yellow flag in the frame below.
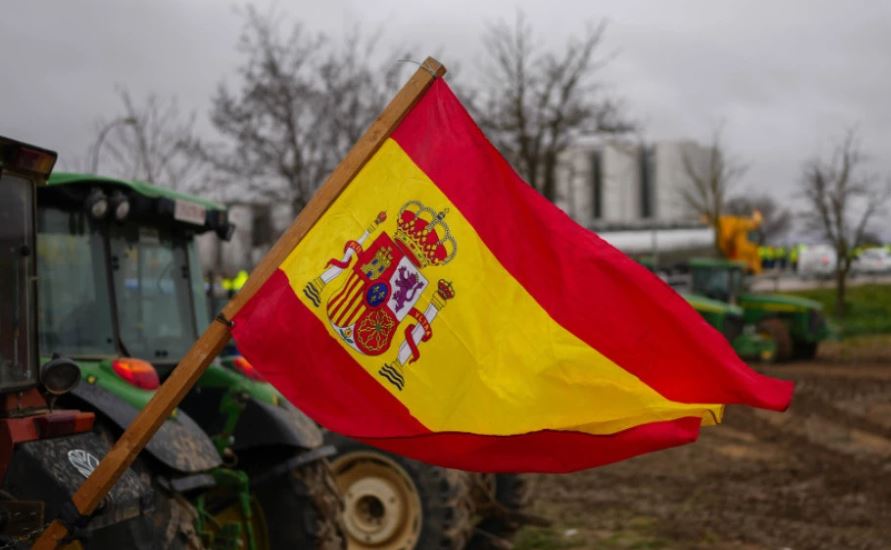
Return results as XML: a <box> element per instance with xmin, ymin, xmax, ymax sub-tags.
<box><xmin>231</xmin><ymin>78</ymin><xmax>793</xmax><ymax>473</ymax></box>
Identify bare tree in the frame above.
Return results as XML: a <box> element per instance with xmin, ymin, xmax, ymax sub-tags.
<box><xmin>195</xmin><ymin>7</ymin><xmax>405</xmax><ymax>211</ymax></box>
<box><xmin>474</xmin><ymin>12</ymin><xmax>633</xmax><ymax>202</ymax></box>
<box><xmin>725</xmin><ymin>194</ymin><xmax>791</xmax><ymax>245</ymax></box>
<box><xmin>680</xmin><ymin>128</ymin><xmax>747</xmax><ymax>254</ymax></box>
<box><xmin>93</xmin><ymin>89</ymin><xmax>203</xmax><ymax>191</ymax></box>
<box><xmin>800</xmin><ymin>129</ymin><xmax>890</xmax><ymax>317</ymax></box>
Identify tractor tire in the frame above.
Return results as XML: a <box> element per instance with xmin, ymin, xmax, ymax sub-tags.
<box><xmin>758</xmin><ymin>318</ymin><xmax>793</xmax><ymax>362</ymax></box>
<box><xmin>467</xmin><ymin>474</ymin><xmax>536</xmax><ymax>549</ymax></box>
<box><xmin>88</xmin><ymin>485</ymin><xmax>202</xmax><ymax>550</ymax></box>
<box><xmin>327</xmin><ymin>434</ymin><xmax>474</xmax><ymax>550</ymax></box>
<box><xmin>254</xmin><ymin>460</ymin><xmax>347</xmax><ymax>550</ymax></box>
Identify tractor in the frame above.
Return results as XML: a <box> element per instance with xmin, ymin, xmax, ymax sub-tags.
<box><xmin>37</xmin><ymin>173</ymin><xmax>344</xmax><ymax>548</ymax></box>
<box><xmin>0</xmin><ymin>136</ymin><xmax>178</xmax><ymax>548</ymax></box>
<box><xmin>688</xmin><ymin>258</ymin><xmax>828</xmax><ymax>360</ymax></box>
<box><xmin>638</xmin><ymin>259</ymin><xmax>775</xmax><ymax>362</ymax></box>
<box><xmin>681</xmin><ymin>292</ymin><xmax>777</xmax><ymax>362</ymax></box>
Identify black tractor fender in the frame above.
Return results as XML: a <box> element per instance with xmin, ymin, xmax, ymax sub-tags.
<box><xmin>67</xmin><ymin>383</ymin><xmax>222</xmax><ymax>474</ymax></box>
<box><xmin>232</xmin><ymin>397</ymin><xmax>324</xmax><ymax>452</ymax></box>
<box><xmin>3</xmin><ymin>430</ymin><xmax>152</xmax><ymax>534</ymax></box>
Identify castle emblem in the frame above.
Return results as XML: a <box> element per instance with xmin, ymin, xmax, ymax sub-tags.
<box><xmin>304</xmin><ymin>201</ymin><xmax>457</xmax><ymax>390</ymax></box>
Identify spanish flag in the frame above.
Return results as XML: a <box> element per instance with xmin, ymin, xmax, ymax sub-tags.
<box><xmin>231</xmin><ymin>77</ymin><xmax>793</xmax><ymax>473</ymax></box>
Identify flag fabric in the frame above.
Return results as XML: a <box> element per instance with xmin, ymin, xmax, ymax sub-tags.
<box><xmin>231</xmin><ymin>78</ymin><xmax>793</xmax><ymax>473</ymax></box>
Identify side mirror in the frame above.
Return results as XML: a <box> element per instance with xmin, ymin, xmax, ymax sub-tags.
<box><xmin>40</xmin><ymin>354</ymin><xmax>81</xmax><ymax>396</ymax></box>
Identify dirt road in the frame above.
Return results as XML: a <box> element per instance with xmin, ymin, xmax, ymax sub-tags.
<box><xmin>518</xmin><ymin>336</ymin><xmax>891</xmax><ymax>550</ymax></box>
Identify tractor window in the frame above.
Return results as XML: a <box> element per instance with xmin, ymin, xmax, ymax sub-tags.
<box><xmin>37</xmin><ymin>207</ymin><xmax>116</xmax><ymax>357</ymax></box>
<box><xmin>109</xmin><ymin>224</ymin><xmax>197</xmax><ymax>363</ymax></box>
<box><xmin>730</xmin><ymin>268</ymin><xmax>745</xmax><ymax>297</ymax></box>
<box><xmin>692</xmin><ymin>268</ymin><xmax>731</xmax><ymax>302</ymax></box>
<box><xmin>0</xmin><ymin>175</ymin><xmax>37</xmax><ymax>390</ymax></box>
<box><xmin>187</xmin><ymin>239</ymin><xmax>210</xmax><ymax>333</ymax></box>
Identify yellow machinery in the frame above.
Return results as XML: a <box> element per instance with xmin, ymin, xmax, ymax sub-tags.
<box><xmin>716</xmin><ymin>211</ymin><xmax>763</xmax><ymax>274</ymax></box>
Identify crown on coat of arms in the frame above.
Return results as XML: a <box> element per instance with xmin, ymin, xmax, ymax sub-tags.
<box><xmin>394</xmin><ymin>200</ymin><xmax>457</xmax><ymax>267</ymax></box>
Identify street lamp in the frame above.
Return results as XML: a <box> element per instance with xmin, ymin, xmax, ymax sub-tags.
<box><xmin>90</xmin><ymin>116</ymin><xmax>138</xmax><ymax>173</ymax></box>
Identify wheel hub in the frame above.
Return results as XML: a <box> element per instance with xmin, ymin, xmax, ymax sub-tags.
<box><xmin>331</xmin><ymin>451</ymin><xmax>422</xmax><ymax>549</ymax></box>
<box><xmin>344</xmin><ymin>477</ymin><xmax>403</xmax><ymax>544</ymax></box>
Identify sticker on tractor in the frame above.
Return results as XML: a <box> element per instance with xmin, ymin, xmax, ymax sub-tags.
<box><xmin>174</xmin><ymin>199</ymin><xmax>206</xmax><ymax>226</ymax></box>
<box><xmin>67</xmin><ymin>449</ymin><xmax>100</xmax><ymax>478</ymax></box>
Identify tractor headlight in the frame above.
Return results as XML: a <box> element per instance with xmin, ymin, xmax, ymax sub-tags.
<box><xmin>84</xmin><ymin>188</ymin><xmax>109</xmax><ymax>219</ymax></box>
<box><xmin>110</xmin><ymin>190</ymin><xmax>130</xmax><ymax>221</ymax></box>
<box><xmin>40</xmin><ymin>355</ymin><xmax>81</xmax><ymax>395</ymax></box>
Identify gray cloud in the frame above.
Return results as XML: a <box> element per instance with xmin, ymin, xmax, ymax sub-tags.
<box><xmin>3</xmin><ymin>0</ymin><xmax>889</xmax><ymax>219</ymax></box>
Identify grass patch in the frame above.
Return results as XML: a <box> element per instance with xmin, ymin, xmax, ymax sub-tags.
<box><xmin>787</xmin><ymin>283</ymin><xmax>891</xmax><ymax>337</ymax></box>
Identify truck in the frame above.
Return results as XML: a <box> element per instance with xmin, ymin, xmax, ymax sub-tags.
<box><xmin>37</xmin><ymin>172</ymin><xmax>345</xmax><ymax>548</ymax></box>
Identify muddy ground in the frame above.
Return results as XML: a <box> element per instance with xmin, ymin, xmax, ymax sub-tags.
<box><xmin>515</xmin><ymin>335</ymin><xmax>891</xmax><ymax>550</ymax></box>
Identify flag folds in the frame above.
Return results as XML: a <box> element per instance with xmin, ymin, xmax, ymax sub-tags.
<box><xmin>231</xmin><ymin>78</ymin><xmax>793</xmax><ymax>473</ymax></box>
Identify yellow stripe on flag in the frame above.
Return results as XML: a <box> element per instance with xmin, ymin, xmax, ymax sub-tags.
<box><xmin>279</xmin><ymin>139</ymin><xmax>723</xmax><ymax>436</ymax></box>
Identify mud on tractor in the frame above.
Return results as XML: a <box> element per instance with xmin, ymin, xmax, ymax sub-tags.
<box><xmin>36</xmin><ymin>173</ymin><xmax>345</xmax><ymax>548</ymax></box>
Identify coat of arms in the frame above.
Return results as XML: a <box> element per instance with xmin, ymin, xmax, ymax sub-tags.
<box><xmin>304</xmin><ymin>200</ymin><xmax>457</xmax><ymax>390</ymax></box>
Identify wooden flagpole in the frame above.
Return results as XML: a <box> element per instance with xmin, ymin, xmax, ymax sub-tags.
<box><xmin>32</xmin><ymin>56</ymin><xmax>446</xmax><ymax>550</ymax></box>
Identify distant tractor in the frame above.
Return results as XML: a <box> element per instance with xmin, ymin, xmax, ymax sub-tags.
<box><xmin>689</xmin><ymin>258</ymin><xmax>829</xmax><ymax>360</ymax></box>
<box><xmin>681</xmin><ymin>292</ymin><xmax>776</xmax><ymax>362</ymax></box>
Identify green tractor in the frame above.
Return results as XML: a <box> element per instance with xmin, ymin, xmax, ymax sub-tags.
<box><xmin>639</xmin><ymin>258</ymin><xmax>775</xmax><ymax>362</ymax></box>
<box><xmin>681</xmin><ymin>292</ymin><xmax>777</xmax><ymax>362</ymax></box>
<box><xmin>37</xmin><ymin>173</ymin><xmax>344</xmax><ymax>548</ymax></box>
<box><xmin>688</xmin><ymin>258</ymin><xmax>829</xmax><ymax>360</ymax></box>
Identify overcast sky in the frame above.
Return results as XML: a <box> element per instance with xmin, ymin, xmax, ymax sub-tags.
<box><xmin>4</xmin><ymin>0</ymin><xmax>890</xmax><ymax>210</ymax></box>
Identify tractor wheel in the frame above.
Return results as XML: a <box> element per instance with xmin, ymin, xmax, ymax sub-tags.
<box><xmin>792</xmin><ymin>340</ymin><xmax>819</xmax><ymax>360</ymax></box>
<box><xmin>327</xmin><ymin>435</ymin><xmax>473</xmax><ymax>550</ymax></box>
<box><xmin>757</xmin><ymin>318</ymin><xmax>793</xmax><ymax>361</ymax></box>
<box><xmin>254</xmin><ymin>460</ymin><xmax>346</xmax><ymax>550</ymax></box>
<box><xmin>467</xmin><ymin>474</ymin><xmax>536</xmax><ymax>549</ymax></box>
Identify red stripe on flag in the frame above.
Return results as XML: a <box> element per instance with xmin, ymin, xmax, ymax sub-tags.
<box><xmin>361</xmin><ymin>417</ymin><xmax>702</xmax><ymax>473</ymax></box>
<box><xmin>391</xmin><ymin>79</ymin><xmax>793</xmax><ymax>412</ymax></box>
<box><xmin>329</xmin><ymin>272</ymin><xmax>362</xmax><ymax>322</ymax></box>
<box><xmin>232</xmin><ymin>269</ymin><xmax>428</xmax><ymax>438</ymax></box>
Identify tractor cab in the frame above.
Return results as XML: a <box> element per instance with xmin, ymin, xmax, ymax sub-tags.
<box><xmin>38</xmin><ymin>174</ymin><xmax>234</xmax><ymax>377</ymax></box>
<box><xmin>689</xmin><ymin>257</ymin><xmax>748</xmax><ymax>304</ymax></box>
<box><xmin>36</xmin><ymin>174</ymin><xmax>317</xmax><ymax>452</ymax></box>
<box><xmin>0</xmin><ymin>141</ymin><xmax>50</xmax><ymax>395</ymax></box>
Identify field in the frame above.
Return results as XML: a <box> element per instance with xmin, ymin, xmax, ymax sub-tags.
<box><xmin>789</xmin><ymin>283</ymin><xmax>891</xmax><ymax>336</ymax></box>
<box><xmin>514</xmin><ymin>335</ymin><xmax>891</xmax><ymax>550</ymax></box>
